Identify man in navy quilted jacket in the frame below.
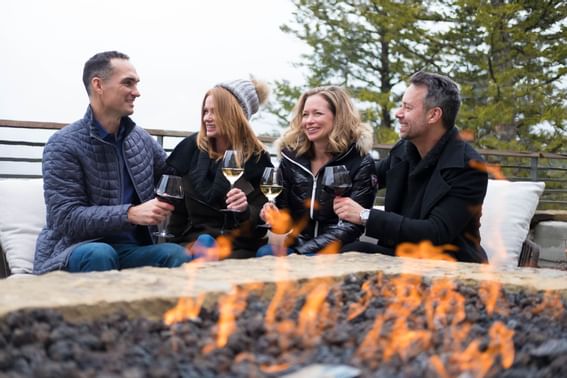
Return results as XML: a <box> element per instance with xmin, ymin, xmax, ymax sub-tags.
<box><xmin>33</xmin><ymin>51</ymin><xmax>189</xmax><ymax>274</ymax></box>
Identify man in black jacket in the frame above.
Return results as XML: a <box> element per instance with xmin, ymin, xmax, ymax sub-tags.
<box><xmin>334</xmin><ymin>72</ymin><xmax>489</xmax><ymax>263</ymax></box>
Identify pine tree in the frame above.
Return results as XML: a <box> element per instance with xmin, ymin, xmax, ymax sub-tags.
<box><xmin>435</xmin><ymin>0</ymin><xmax>567</xmax><ymax>152</ymax></box>
<box><xmin>270</xmin><ymin>0</ymin><xmax>441</xmax><ymax>143</ymax></box>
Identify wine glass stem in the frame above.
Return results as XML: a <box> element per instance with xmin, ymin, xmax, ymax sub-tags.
<box><xmin>266</xmin><ymin>199</ymin><xmax>275</xmax><ymax>227</ymax></box>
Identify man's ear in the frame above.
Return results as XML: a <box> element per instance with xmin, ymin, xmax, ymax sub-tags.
<box><xmin>427</xmin><ymin>107</ymin><xmax>442</xmax><ymax>124</ymax></box>
<box><xmin>91</xmin><ymin>76</ymin><xmax>103</xmax><ymax>95</ymax></box>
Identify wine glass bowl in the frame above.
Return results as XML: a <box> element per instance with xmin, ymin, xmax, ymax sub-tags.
<box><xmin>260</xmin><ymin>167</ymin><xmax>283</xmax><ymax>202</ymax></box>
<box><xmin>322</xmin><ymin>165</ymin><xmax>352</xmax><ymax>226</ymax></box>
<box><xmin>259</xmin><ymin>167</ymin><xmax>283</xmax><ymax>229</ymax></box>
<box><xmin>220</xmin><ymin>150</ymin><xmax>244</xmax><ymax>213</ymax></box>
<box><xmin>221</xmin><ymin>150</ymin><xmax>244</xmax><ymax>187</ymax></box>
<box><xmin>153</xmin><ymin>175</ymin><xmax>184</xmax><ymax>239</ymax></box>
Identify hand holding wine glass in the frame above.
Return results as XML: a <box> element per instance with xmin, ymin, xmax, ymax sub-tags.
<box><xmin>221</xmin><ymin>150</ymin><xmax>245</xmax><ymax>212</ymax></box>
<box><xmin>153</xmin><ymin>174</ymin><xmax>184</xmax><ymax>239</ymax></box>
<box><xmin>259</xmin><ymin>167</ymin><xmax>283</xmax><ymax>228</ymax></box>
<box><xmin>322</xmin><ymin>165</ymin><xmax>352</xmax><ymax>226</ymax></box>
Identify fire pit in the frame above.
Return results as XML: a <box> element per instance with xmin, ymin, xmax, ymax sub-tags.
<box><xmin>1</xmin><ymin>252</ymin><xmax>567</xmax><ymax>377</ymax></box>
<box><xmin>1</xmin><ymin>253</ymin><xmax>566</xmax><ymax>377</ymax></box>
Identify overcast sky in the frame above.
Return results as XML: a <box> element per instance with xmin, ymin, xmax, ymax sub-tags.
<box><xmin>0</xmin><ymin>0</ymin><xmax>308</xmax><ymax>134</ymax></box>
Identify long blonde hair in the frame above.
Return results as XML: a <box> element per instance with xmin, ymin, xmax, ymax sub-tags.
<box><xmin>196</xmin><ymin>86</ymin><xmax>266</xmax><ymax>164</ymax></box>
<box><xmin>276</xmin><ymin>86</ymin><xmax>373</xmax><ymax>156</ymax></box>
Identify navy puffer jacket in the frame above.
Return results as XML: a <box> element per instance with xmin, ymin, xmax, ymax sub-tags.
<box><xmin>33</xmin><ymin>107</ymin><xmax>166</xmax><ymax>274</ymax></box>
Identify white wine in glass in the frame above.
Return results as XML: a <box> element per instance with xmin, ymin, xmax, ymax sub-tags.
<box><xmin>221</xmin><ymin>150</ymin><xmax>243</xmax><ymax>212</ymax></box>
<box><xmin>260</xmin><ymin>167</ymin><xmax>283</xmax><ymax>202</ymax></box>
<box><xmin>259</xmin><ymin>167</ymin><xmax>283</xmax><ymax>228</ymax></box>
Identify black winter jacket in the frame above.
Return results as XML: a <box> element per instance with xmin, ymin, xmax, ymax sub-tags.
<box><xmin>367</xmin><ymin>127</ymin><xmax>489</xmax><ymax>263</ymax></box>
<box><xmin>276</xmin><ymin>144</ymin><xmax>377</xmax><ymax>255</ymax></box>
<box><xmin>166</xmin><ymin>134</ymin><xmax>272</xmax><ymax>258</ymax></box>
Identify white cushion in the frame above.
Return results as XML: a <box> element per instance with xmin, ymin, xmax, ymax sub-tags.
<box><xmin>0</xmin><ymin>179</ymin><xmax>45</xmax><ymax>274</ymax></box>
<box><xmin>480</xmin><ymin>179</ymin><xmax>544</xmax><ymax>267</ymax></box>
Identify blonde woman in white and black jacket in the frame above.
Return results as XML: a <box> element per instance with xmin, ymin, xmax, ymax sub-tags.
<box><xmin>258</xmin><ymin>85</ymin><xmax>377</xmax><ymax>256</ymax></box>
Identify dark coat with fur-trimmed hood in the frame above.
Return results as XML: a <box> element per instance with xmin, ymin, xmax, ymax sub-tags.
<box><xmin>275</xmin><ymin>124</ymin><xmax>378</xmax><ymax>255</ymax></box>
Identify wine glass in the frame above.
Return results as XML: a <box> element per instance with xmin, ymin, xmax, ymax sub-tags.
<box><xmin>153</xmin><ymin>175</ymin><xmax>184</xmax><ymax>239</ymax></box>
<box><xmin>322</xmin><ymin>165</ymin><xmax>352</xmax><ymax>226</ymax></box>
<box><xmin>259</xmin><ymin>167</ymin><xmax>283</xmax><ymax>228</ymax></box>
<box><xmin>221</xmin><ymin>150</ymin><xmax>244</xmax><ymax>212</ymax></box>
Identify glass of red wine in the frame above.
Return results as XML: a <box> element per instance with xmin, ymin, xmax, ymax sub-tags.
<box><xmin>322</xmin><ymin>165</ymin><xmax>352</xmax><ymax>227</ymax></box>
<box><xmin>153</xmin><ymin>174</ymin><xmax>184</xmax><ymax>239</ymax></box>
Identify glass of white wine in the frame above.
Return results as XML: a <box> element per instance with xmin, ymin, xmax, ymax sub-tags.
<box><xmin>221</xmin><ymin>150</ymin><xmax>244</xmax><ymax>212</ymax></box>
<box><xmin>259</xmin><ymin>167</ymin><xmax>283</xmax><ymax>228</ymax></box>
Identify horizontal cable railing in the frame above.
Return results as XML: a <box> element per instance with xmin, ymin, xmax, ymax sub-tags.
<box><xmin>1</xmin><ymin>119</ymin><xmax>566</xmax><ymax>209</ymax></box>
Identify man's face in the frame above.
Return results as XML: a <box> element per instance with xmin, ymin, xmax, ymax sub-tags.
<box><xmin>97</xmin><ymin>58</ymin><xmax>140</xmax><ymax>117</ymax></box>
<box><xmin>395</xmin><ymin>84</ymin><xmax>429</xmax><ymax>142</ymax></box>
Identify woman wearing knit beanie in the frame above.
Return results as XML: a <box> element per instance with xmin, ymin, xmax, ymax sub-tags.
<box><xmin>166</xmin><ymin>79</ymin><xmax>273</xmax><ymax>259</ymax></box>
<box><xmin>257</xmin><ymin>85</ymin><xmax>377</xmax><ymax>257</ymax></box>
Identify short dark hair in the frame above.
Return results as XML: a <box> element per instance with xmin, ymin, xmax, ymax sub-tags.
<box><xmin>410</xmin><ymin>71</ymin><xmax>461</xmax><ymax>129</ymax></box>
<box><xmin>82</xmin><ymin>51</ymin><xmax>129</xmax><ymax>96</ymax></box>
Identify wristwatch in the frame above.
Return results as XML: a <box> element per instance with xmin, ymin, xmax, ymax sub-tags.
<box><xmin>359</xmin><ymin>209</ymin><xmax>370</xmax><ymax>226</ymax></box>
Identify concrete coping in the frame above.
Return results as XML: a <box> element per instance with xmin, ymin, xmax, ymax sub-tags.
<box><xmin>1</xmin><ymin>252</ymin><xmax>566</xmax><ymax>321</ymax></box>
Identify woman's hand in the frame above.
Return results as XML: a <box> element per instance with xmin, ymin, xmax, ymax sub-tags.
<box><xmin>226</xmin><ymin>188</ymin><xmax>248</xmax><ymax>212</ymax></box>
<box><xmin>260</xmin><ymin>201</ymin><xmax>279</xmax><ymax>222</ymax></box>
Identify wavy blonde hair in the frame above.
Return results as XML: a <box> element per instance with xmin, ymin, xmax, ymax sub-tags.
<box><xmin>196</xmin><ymin>86</ymin><xmax>266</xmax><ymax>164</ymax></box>
<box><xmin>276</xmin><ymin>86</ymin><xmax>373</xmax><ymax>157</ymax></box>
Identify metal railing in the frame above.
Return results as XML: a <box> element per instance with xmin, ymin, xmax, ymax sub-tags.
<box><xmin>1</xmin><ymin>119</ymin><xmax>566</xmax><ymax>209</ymax></box>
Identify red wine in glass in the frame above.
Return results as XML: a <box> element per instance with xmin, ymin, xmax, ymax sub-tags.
<box><xmin>154</xmin><ymin>175</ymin><xmax>184</xmax><ymax>239</ymax></box>
<box><xmin>322</xmin><ymin>165</ymin><xmax>352</xmax><ymax>226</ymax></box>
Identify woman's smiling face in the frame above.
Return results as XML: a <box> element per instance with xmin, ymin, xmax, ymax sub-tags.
<box><xmin>301</xmin><ymin>94</ymin><xmax>335</xmax><ymax>144</ymax></box>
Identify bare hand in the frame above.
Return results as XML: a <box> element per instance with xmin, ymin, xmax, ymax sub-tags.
<box><xmin>127</xmin><ymin>198</ymin><xmax>174</xmax><ymax>225</ymax></box>
<box><xmin>260</xmin><ymin>201</ymin><xmax>279</xmax><ymax>222</ymax></box>
<box><xmin>226</xmin><ymin>188</ymin><xmax>248</xmax><ymax>212</ymax></box>
<box><xmin>333</xmin><ymin>197</ymin><xmax>365</xmax><ymax>225</ymax></box>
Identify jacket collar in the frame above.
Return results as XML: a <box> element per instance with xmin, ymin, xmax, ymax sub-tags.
<box><xmin>84</xmin><ymin>105</ymin><xmax>136</xmax><ymax>141</ymax></box>
<box><xmin>391</xmin><ymin>127</ymin><xmax>464</xmax><ymax>170</ymax></box>
<box><xmin>281</xmin><ymin>143</ymin><xmax>357</xmax><ymax>174</ymax></box>
<box><xmin>386</xmin><ymin>127</ymin><xmax>466</xmax><ymax>217</ymax></box>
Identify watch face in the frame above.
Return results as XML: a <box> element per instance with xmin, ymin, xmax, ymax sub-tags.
<box><xmin>360</xmin><ymin>209</ymin><xmax>370</xmax><ymax>225</ymax></box>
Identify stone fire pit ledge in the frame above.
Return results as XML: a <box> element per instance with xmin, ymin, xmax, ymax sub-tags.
<box><xmin>1</xmin><ymin>252</ymin><xmax>566</xmax><ymax>320</ymax></box>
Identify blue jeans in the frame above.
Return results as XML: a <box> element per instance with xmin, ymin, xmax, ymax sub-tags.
<box><xmin>67</xmin><ymin>242</ymin><xmax>190</xmax><ymax>273</ymax></box>
<box><xmin>189</xmin><ymin>234</ymin><xmax>219</xmax><ymax>261</ymax></box>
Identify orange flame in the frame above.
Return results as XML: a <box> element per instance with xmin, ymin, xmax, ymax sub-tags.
<box><xmin>451</xmin><ymin>321</ymin><xmax>515</xmax><ymax>376</ymax></box>
<box><xmin>317</xmin><ymin>240</ymin><xmax>341</xmax><ymax>255</ymax></box>
<box><xmin>356</xmin><ymin>314</ymin><xmax>384</xmax><ymax>365</ymax></box>
<box><xmin>266</xmin><ymin>208</ymin><xmax>293</xmax><ymax>236</ymax></box>
<box><xmin>459</xmin><ymin>129</ymin><xmax>475</xmax><ymax>142</ymax></box>
<box><xmin>532</xmin><ymin>290</ymin><xmax>565</xmax><ymax>318</ymax></box>
<box><xmin>396</xmin><ymin>241</ymin><xmax>458</xmax><ymax>262</ymax></box>
<box><xmin>163</xmin><ymin>294</ymin><xmax>206</xmax><ymax>326</ymax></box>
<box><xmin>297</xmin><ymin>280</ymin><xmax>330</xmax><ymax>344</ymax></box>
<box><xmin>430</xmin><ymin>355</ymin><xmax>451</xmax><ymax>378</ymax></box>
<box><xmin>469</xmin><ymin>160</ymin><xmax>506</xmax><ymax>180</ymax></box>
<box><xmin>260</xmin><ymin>363</ymin><xmax>291</xmax><ymax>374</ymax></box>
<box><xmin>347</xmin><ymin>280</ymin><xmax>373</xmax><ymax>320</ymax></box>
<box><xmin>265</xmin><ymin>281</ymin><xmax>294</xmax><ymax>329</ymax></box>
<box><xmin>425</xmin><ymin>279</ymin><xmax>465</xmax><ymax>329</ymax></box>
<box><xmin>479</xmin><ymin>281</ymin><xmax>506</xmax><ymax>316</ymax></box>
